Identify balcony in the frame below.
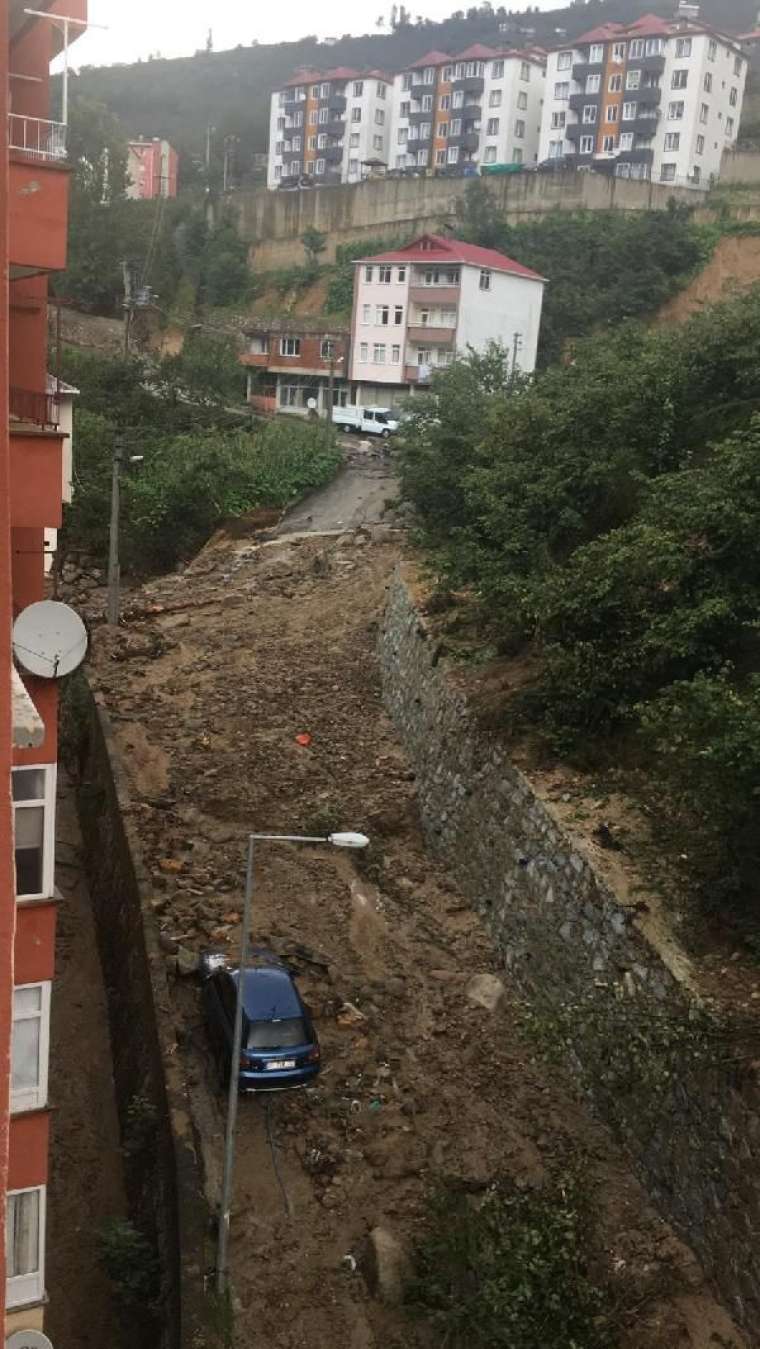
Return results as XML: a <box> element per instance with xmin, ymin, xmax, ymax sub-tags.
<box><xmin>8</xmin><ymin>113</ymin><xmax>67</xmax><ymax>161</ymax></box>
<box><xmin>405</xmin><ymin>364</ymin><xmax>432</xmax><ymax>384</ymax></box>
<box><xmin>569</xmin><ymin>92</ymin><xmax>595</xmax><ymax>113</ymax></box>
<box><xmin>10</xmin><ymin>387</ymin><xmax>59</xmax><ymax>429</ymax></box>
<box><xmin>634</xmin><ymin>86</ymin><xmax>662</xmax><ymax>107</ymax></box>
<box><xmin>328</xmin><ymin>94</ymin><xmax>347</xmax><ymax>113</ymax></box>
<box><xmin>616</xmin><ymin>147</ymin><xmax>654</xmax><ymax>165</ymax></box>
<box><xmin>410</xmin><ymin>284</ymin><xmax>460</xmax><ymax>305</ymax></box>
<box><xmin>565</xmin><ymin>123</ymin><xmax>583</xmax><ymax>143</ymax></box>
<box><xmin>240</xmin><ymin>351</ymin><xmax>271</xmax><ymax>368</ymax></box>
<box><xmin>409</xmin><ymin>107</ymin><xmax>434</xmax><ymax>124</ymax></box>
<box><xmin>409</xmin><ymin>82</ymin><xmax>428</xmax><ymax>101</ymax></box>
<box><xmin>624</xmin><ymin>115</ymin><xmax>660</xmax><ymax>138</ymax></box>
<box><xmin>626</xmin><ymin>53</ymin><xmax>665</xmax><ymax>76</ymax></box>
<box><xmin>10</xmin><ymin>429</ymin><xmax>64</xmax><ymax>529</ymax></box>
<box><xmin>324</xmin><ymin>145</ymin><xmax>343</xmax><ymax>164</ymax></box>
<box><xmin>326</xmin><ymin>118</ymin><xmax>345</xmax><ymax>138</ymax></box>
<box><xmin>407</xmin><ymin>325</ymin><xmax>456</xmax><ymax>345</ymax></box>
<box><xmin>448</xmin><ymin>132</ymin><xmax>480</xmax><ymax>150</ymax></box>
<box><xmin>453</xmin><ymin>76</ymin><xmax>484</xmax><ymax>95</ymax></box>
<box><xmin>9</xmin><ymin>153</ymin><xmax>69</xmax><ymax>275</ymax></box>
<box><xmin>572</xmin><ymin>62</ymin><xmax>603</xmax><ymax>82</ymax></box>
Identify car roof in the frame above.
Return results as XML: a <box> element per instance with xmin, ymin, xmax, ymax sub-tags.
<box><xmin>231</xmin><ymin>965</ymin><xmax>302</xmax><ymax>1021</ymax></box>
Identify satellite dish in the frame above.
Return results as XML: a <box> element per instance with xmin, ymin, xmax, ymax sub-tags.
<box><xmin>307</xmin><ymin>398</ymin><xmax>318</xmax><ymax>410</ymax></box>
<box><xmin>7</xmin><ymin>1332</ymin><xmax>54</xmax><ymax>1349</ymax></box>
<box><xmin>13</xmin><ymin>601</ymin><xmax>88</xmax><ymax>679</ymax></box>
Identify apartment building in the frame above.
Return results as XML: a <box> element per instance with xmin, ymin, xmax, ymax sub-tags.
<box><xmin>3</xmin><ymin>2</ymin><xmax>87</xmax><ymax>1342</ymax></box>
<box><xmin>267</xmin><ymin>68</ymin><xmax>393</xmax><ymax>188</ymax></box>
<box><xmin>126</xmin><ymin>137</ymin><xmax>179</xmax><ymax>200</ymax></box>
<box><xmin>241</xmin><ymin>319</ymin><xmax>350</xmax><ymax>416</ymax></box>
<box><xmin>391</xmin><ymin>44</ymin><xmax>545</xmax><ymax>175</ymax></box>
<box><xmin>539</xmin><ymin>11</ymin><xmax>747</xmax><ymax>185</ymax></box>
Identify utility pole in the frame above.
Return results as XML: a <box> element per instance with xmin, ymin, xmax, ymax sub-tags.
<box><xmin>122</xmin><ymin>260</ymin><xmax>135</xmax><ymax>359</ymax></box>
<box><xmin>326</xmin><ymin>339</ymin><xmax>336</xmax><ymax>425</ymax></box>
<box><xmin>511</xmin><ymin>330</ymin><xmax>523</xmax><ymax>385</ymax></box>
<box><xmin>107</xmin><ymin>433</ymin><xmax>124</xmax><ymax>626</ymax></box>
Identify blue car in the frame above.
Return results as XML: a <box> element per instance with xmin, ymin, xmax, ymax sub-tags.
<box><xmin>202</xmin><ymin>954</ymin><xmax>321</xmax><ymax>1093</ymax></box>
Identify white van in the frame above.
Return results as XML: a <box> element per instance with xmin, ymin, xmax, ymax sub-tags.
<box><xmin>332</xmin><ymin>405</ymin><xmax>400</xmax><ymax>438</ymax></box>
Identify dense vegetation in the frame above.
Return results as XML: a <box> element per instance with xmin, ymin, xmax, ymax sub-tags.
<box><xmin>61</xmin><ymin>347</ymin><xmax>341</xmax><ymax>573</ymax></box>
<box><xmin>399</xmin><ymin>288</ymin><xmax>760</xmax><ymax>929</ymax></box>
<box><xmin>454</xmin><ymin>183</ymin><xmax>709</xmax><ymax>365</ymax></box>
<box><xmin>67</xmin><ymin>0</ymin><xmax>755</xmax><ymax>179</ymax></box>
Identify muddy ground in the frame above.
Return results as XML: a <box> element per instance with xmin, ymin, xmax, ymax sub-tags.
<box><xmin>86</xmin><ymin>489</ymin><xmax>747</xmax><ymax>1349</ymax></box>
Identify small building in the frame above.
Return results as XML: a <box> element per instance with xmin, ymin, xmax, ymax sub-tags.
<box><xmin>240</xmin><ymin>319</ymin><xmax>350</xmax><ymax>417</ymax></box>
<box><xmin>126</xmin><ymin>137</ymin><xmax>179</xmax><ymax>199</ymax></box>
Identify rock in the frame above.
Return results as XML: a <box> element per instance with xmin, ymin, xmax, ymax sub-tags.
<box><xmin>336</xmin><ymin>1000</ymin><xmax>368</xmax><ymax>1029</ymax></box>
<box><xmin>158</xmin><ymin>932</ymin><xmax>179</xmax><ymax>954</ymax></box>
<box><xmin>465</xmin><ymin>972</ymin><xmax>506</xmax><ymax>1011</ymax></box>
<box><xmin>362</xmin><ymin>1227</ymin><xmax>408</xmax><ymax>1306</ymax></box>
<box><xmin>175</xmin><ymin>945</ymin><xmax>200</xmax><ymax>977</ymax></box>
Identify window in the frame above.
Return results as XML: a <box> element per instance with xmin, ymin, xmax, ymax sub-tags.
<box><xmin>606</xmin><ymin>104</ymin><xmax>619</xmax><ymax>123</ymax></box>
<box><xmin>730</xmin><ymin>87</ymin><xmax>738</xmax><ymax>108</ymax></box>
<box><xmin>376</xmin><ymin>304</ymin><xmax>389</xmax><ymax>325</ymax></box>
<box><xmin>364</xmin><ymin>266</ymin><xmax>373</xmax><ymax>283</ymax></box>
<box><xmin>277</xmin><ymin>116</ymin><xmax>286</xmax><ymax>130</ymax></box>
<box><xmin>726</xmin><ymin>116</ymin><xmax>735</xmax><ymax>137</ymax></box>
<box><xmin>447</xmin><ymin>146</ymin><xmax>459</xmax><ymax>163</ymax></box>
<box><xmin>704</xmin><ymin>73</ymin><xmax>713</xmax><ymax>93</ymax></box>
<box><xmin>423</xmin><ymin>66</ymin><xmax>435</xmax><ymax>84</ymax></box>
<box><xmin>589</xmin><ymin>44</ymin><xmax>604</xmax><ymax>64</ymax></box>
<box><xmin>479</xmin><ymin>269</ymin><xmax>491</xmax><ymax>292</ymax></box>
<box><xmin>700</xmin><ymin>102</ymin><xmax>709</xmax><ymax>123</ymax></box>
<box><xmin>513</xmin><ymin>147</ymin><xmax>523</xmax><ymax>164</ymax></box>
<box><xmin>612</xmin><ymin>42</ymin><xmax>626</xmax><ymax>62</ymax></box>
<box><xmin>308</xmin><ymin>109</ymin><xmax>318</xmax><ymax>125</ymax></box>
<box><xmin>450</xmin><ymin>118</ymin><xmax>462</xmax><ymax>136</ymax></box>
<box><xmin>622</xmin><ymin>102</ymin><xmax>637</xmax><ymax>121</ymax></box>
<box><xmin>375</xmin><ymin>108</ymin><xmax>385</xmax><ymax>125</ymax></box>
<box><xmin>487</xmin><ymin>117</ymin><xmax>500</xmax><ymax>135</ymax></box>
<box><xmin>517</xmin><ymin>90</ymin><xmax>528</xmax><ymax>110</ymax></box>
<box><xmin>398</xmin><ymin>267</ymin><xmax>406</xmax><ymax>283</ymax></box>
<box><xmin>586</xmin><ymin>74</ymin><xmax>601</xmax><ymax>94</ymax></box>
<box><xmin>484</xmin><ymin>146</ymin><xmax>497</xmax><ymax>163</ymax></box>
<box><xmin>626</xmin><ymin>70</ymin><xmax>641</xmax><ymax>91</ymax></box>
<box><xmin>514</xmin><ymin>119</ymin><xmax>525</xmax><ymax>138</ymax></box>
<box><xmin>12</xmin><ymin>983</ymin><xmax>51</xmax><ymax>1113</ymax></box>
<box><xmin>548</xmin><ymin>139</ymin><xmax>564</xmax><ymax>159</ymax></box>
<box><xmin>372</xmin><ymin>134</ymin><xmax>384</xmax><ymax>150</ymax></box>
<box><xmin>362</xmin><ymin>304</ymin><xmax>371</xmax><ymax>323</ymax></box>
<box><xmin>422</xmin><ymin>94</ymin><xmax>433</xmax><ymax>111</ymax></box>
<box><xmin>400</xmin><ymin>101</ymin><xmax>411</xmax><ymax>118</ymax></box>
<box><xmin>435</xmin><ymin>148</ymin><xmax>446</xmax><ymax>165</ymax></box>
<box><xmin>645</xmin><ymin>39</ymin><xmax>662</xmax><ymax>55</ymax></box>
<box><xmin>349</xmin><ymin>158</ymin><xmax>360</xmax><ymax>176</ymax></box>
<box><xmin>317</xmin><ymin>133</ymin><xmax>328</xmax><ymax>148</ymax></box>
<box><xmin>7</xmin><ymin>1187</ymin><xmax>45</xmax><ymax>1308</ymax></box>
<box><xmin>315</xmin><ymin>157</ymin><xmax>326</xmax><ymax>175</ymax></box>
<box><xmin>619</xmin><ymin>132</ymin><xmax>633</xmax><ymax>151</ymax></box>
<box><xmin>277</xmin><ymin>140</ymin><xmax>285</xmax><ymax>155</ymax></box>
<box><xmin>353</xmin><ymin>80</ymin><xmax>364</xmax><ymax>97</ymax></box>
<box><xmin>582</xmin><ymin>104</ymin><xmax>597</xmax><ymax>124</ymax></box>
<box><xmin>629</xmin><ymin>39</ymin><xmax>644</xmax><ymax>59</ymax></box>
<box><xmin>671</xmin><ymin>69</ymin><xmax>688</xmax><ymax>90</ymax></box>
<box><xmin>419</xmin><ymin>123</ymin><xmax>431</xmax><ymax>141</ymax></box>
<box><xmin>293</xmin><ymin>111</ymin><xmax>303</xmax><ymax>127</ymax></box>
<box><xmin>664</xmin><ymin>132</ymin><xmax>680</xmax><ymax>150</ymax></box>
<box><xmin>394</xmin><ymin>304</ymin><xmax>404</xmax><ymax>323</ymax></box>
<box><xmin>492</xmin><ymin>59</ymin><xmax>504</xmax><ymax>78</ymax></box>
<box><xmin>289</xmin><ymin>160</ymin><xmax>301</xmax><ymax>176</ymax></box>
<box><xmin>580</xmin><ymin>135</ymin><xmax>594</xmax><ymax>154</ymax></box>
<box><xmin>318</xmin><ymin>108</ymin><xmax>328</xmax><ymax>125</ymax></box>
<box><xmin>13</xmin><ymin>768</ymin><xmax>54</xmax><ymax>900</ymax></box>
<box><xmin>291</xmin><ymin>136</ymin><xmax>301</xmax><ymax>152</ymax></box>
<box><xmin>661</xmin><ymin>163</ymin><xmax>676</xmax><ymax>182</ymax></box>
<box><xmin>373</xmin><ymin>344</ymin><xmax>386</xmax><ymax>364</ymax></box>
<box><xmin>608</xmin><ymin>73</ymin><xmax>622</xmax><ymax>93</ymax></box>
<box><xmin>280</xmin><ymin>336</ymin><xmax>301</xmax><ymax>357</ymax></box>
<box><xmin>351</xmin><ymin>107</ymin><xmax>362</xmax><ymax>122</ymax></box>
<box><xmin>489</xmin><ymin>89</ymin><xmax>503</xmax><ymax>108</ymax></box>
<box><xmin>359</xmin><ymin>342</ymin><xmax>368</xmax><ymax>361</ymax></box>
<box><xmin>452</xmin><ymin>90</ymin><xmax>464</xmax><ymax>109</ymax></box>
<box><xmin>377</xmin><ymin>82</ymin><xmax>386</xmax><ymax>99</ymax></box>
<box><xmin>402</xmin><ymin>73</ymin><xmax>412</xmax><ymax>91</ymax></box>
<box><xmin>398</xmin><ymin>127</ymin><xmax>407</xmax><ymax>144</ymax></box>
<box><xmin>692</xmin><ymin>165</ymin><xmax>701</xmax><ymax>184</ymax></box>
<box><xmin>439</xmin><ymin>122</ymin><xmax>449</xmax><ymax>137</ymax></box>
<box><xmin>378</xmin><ymin>266</ymin><xmax>392</xmax><ymax>284</ymax></box>
<box><xmin>391</xmin><ymin>344</ymin><xmax>401</xmax><ymax>364</ymax></box>
<box><xmin>439</xmin><ymin>94</ymin><xmax>451</xmax><ymax>110</ymax></box>
<box><xmin>735</xmin><ymin>57</ymin><xmax>743</xmax><ymax>77</ymax></box>
<box><xmin>520</xmin><ymin>61</ymin><xmax>530</xmax><ymax>81</ymax></box>
<box><xmin>602</xmin><ymin>135</ymin><xmax>616</xmax><ymax>153</ymax></box>
<box><xmin>551</xmin><ymin>110</ymin><xmax>566</xmax><ymax>130</ymax></box>
<box><xmin>554</xmin><ymin>82</ymin><xmax>569</xmax><ymax>100</ymax></box>
<box><xmin>696</xmin><ymin>134</ymin><xmax>705</xmax><ymax>155</ymax></box>
<box><xmin>443</xmin><ymin>65</ymin><xmax>453</xmax><ymax>82</ymax></box>
<box><xmin>708</xmin><ymin>39</ymin><xmax>717</xmax><ymax>61</ymax></box>
<box><xmin>557</xmin><ymin>51</ymin><xmax>572</xmax><ymax>71</ymax></box>
<box><xmin>675</xmin><ymin>38</ymin><xmax>692</xmax><ymax>58</ymax></box>
<box><xmin>668</xmin><ymin>101</ymin><xmax>685</xmax><ymax>120</ymax></box>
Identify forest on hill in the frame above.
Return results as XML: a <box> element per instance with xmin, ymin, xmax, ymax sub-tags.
<box><xmin>68</xmin><ymin>0</ymin><xmax>758</xmax><ymax>185</ymax></box>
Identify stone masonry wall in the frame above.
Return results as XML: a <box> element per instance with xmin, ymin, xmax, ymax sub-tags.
<box><xmin>379</xmin><ymin>565</ymin><xmax>760</xmax><ymax>1339</ymax></box>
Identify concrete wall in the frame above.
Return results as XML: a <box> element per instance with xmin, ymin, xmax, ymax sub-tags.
<box><xmin>720</xmin><ymin>148</ymin><xmax>760</xmax><ymax>183</ymax></box>
<box><xmin>379</xmin><ymin>565</ymin><xmax>760</xmax><ymax>1337</ymax></box>
<box><xmin>232</xmin><ymin>171</ymin><xmax>706</xmax><ymax>270</ymax></box>
<box><xmin>74</xmin><ymin>684</ymin><xmax>221</xmax><ymax>1349</ymax></box>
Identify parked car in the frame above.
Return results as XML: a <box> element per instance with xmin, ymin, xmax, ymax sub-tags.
<box><xmin>332</xmin><ymin>404</ymin><xmax>400</xmax><ymax>438</ymax></box>
<box><xmin>201</xmin><ymin>952</ymin><xmax>321</xmax><ymax>1092</ymax></box>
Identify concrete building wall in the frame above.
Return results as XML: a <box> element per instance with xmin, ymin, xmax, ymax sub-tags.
<box><xmin>456</xmin><ymin>265</ymin><xmax>544</xmax><ymax>372</ymax></box>
<box><xmin>349</xmin><ymin>263</ymin><xmax>410</xmax><ymax>382</ymax></box>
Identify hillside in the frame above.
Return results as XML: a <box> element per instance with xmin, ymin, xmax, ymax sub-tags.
<box><xmin>70</xmin><ymin>0</ymin><xmax>758</xmax><ymax>183</ymax></box>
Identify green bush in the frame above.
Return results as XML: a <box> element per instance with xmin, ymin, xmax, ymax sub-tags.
<box><xmin>407</xmin><ymin>1177</ymin><xmax>608</xmax><ymax>1349</ymax></box>
<box><xmin>97</xmin><ymin>1217</ymin><xmax>160</xmax><ymax>1315</ymax></box>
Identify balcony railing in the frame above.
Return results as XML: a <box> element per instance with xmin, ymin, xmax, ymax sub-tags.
<box><xmin>9</xmin><ymin>113</ymin><xmax>67</xmax><ymax>161</ymax></box>
<box><xmin>10</xmin><ymin>387</ymin><xmax>60</xmax><ymax>428</ymax></box>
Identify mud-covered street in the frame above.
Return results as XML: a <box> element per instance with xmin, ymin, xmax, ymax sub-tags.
<box><xmin>85</xmin><ymin>491</ymin><xmax>746</xmax><ymax>1349</ymax></box>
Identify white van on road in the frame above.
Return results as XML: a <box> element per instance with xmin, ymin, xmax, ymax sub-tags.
<box><xmin>331</xmin><ymin>405</ymin><xmax>400</xmax><ymax>438</ymax></box>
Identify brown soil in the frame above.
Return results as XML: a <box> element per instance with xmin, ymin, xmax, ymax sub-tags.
<box><xmin>87</xmin><ymin>527</ymin><xmax>748</xmax><ymax>1349</ymax></box>
<box><xmin>658</xmin><ymin>233</ymin><xmax>760</xmax><ymax>324</ymax></box>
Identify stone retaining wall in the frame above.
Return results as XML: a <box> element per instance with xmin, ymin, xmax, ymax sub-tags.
<box><xmin>74</xmin><ymin>683</ymin><xmax>220</xmax><ymax>1348</ymax></box>
<box><xmin>379</xmin><ymin>565</ymin><xmax>760</xmax><ymax>1339</ymax></box>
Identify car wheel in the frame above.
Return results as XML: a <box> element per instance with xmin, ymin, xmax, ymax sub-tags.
<box><xmin>381</xmin><ymin>428</ymin><xmax>390</xmax><ymax>440</ymax></box>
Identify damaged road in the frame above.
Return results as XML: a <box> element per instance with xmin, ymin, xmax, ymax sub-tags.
<box><xmin>87</xmin><ymin>520</ymin><xmax>747</xmax><ymax>1349</ymax></box>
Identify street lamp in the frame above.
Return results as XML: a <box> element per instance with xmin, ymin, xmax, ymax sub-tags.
<box><xmin>216</xmin><ymin>828</ymin><xmax>370</xmax><ymax>1295</ymax></box>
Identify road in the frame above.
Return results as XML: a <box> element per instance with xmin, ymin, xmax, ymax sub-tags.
<box><xmin>280</xmin><ymin>443</ymin><xmax>398</xmax><ymax>535</ymax></box>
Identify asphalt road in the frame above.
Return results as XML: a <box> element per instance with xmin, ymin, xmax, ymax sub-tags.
<box><xmin>280</xmin><ymin>443</ymin><xmax>399</xmax><ymax>535</ymax></box>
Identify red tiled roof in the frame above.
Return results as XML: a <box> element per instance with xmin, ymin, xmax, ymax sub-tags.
<box><xmin>574</xmin><ymin>22</ymin><xmax>624</xmax><ymax>44</ymax></box>
<box><xmin>454</xmin><ymin>43</ymin><xmax>498</xmax><ymax>60</ymax></box>
<box><xmin>324</xmin><ymin>67</ymin><xmax>361</xmax><ymax>80</ymax></box>
<box><xmin>365</xmin><ymin>69</ymin><xmax>394</xmax><ymax>81</ymax></box>
<box><xmin>356</xmin><ymin>233</ymin><xmax>546</xmax><ymax>283</ymax></box>
<box><xmin>283</xmin><ymin>69</ymin><xmax>323</xmax><ymax>88</ymax></box>
<box><xmin>626</xmin><ymin>13</ymin><xmax>671</xmax><ymax>36</ymax></box>
<box><xmin>407</xmin><ymin>49</ymin><xmax>451</xmax><ymax>69</ymax></box>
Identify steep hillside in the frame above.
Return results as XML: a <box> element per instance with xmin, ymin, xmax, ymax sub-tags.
<box><xmin>71</xmin><ymin>0</ymin><xmax>757</xmax><ymax>182</ymax></box>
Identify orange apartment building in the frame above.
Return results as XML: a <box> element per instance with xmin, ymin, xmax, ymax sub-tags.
<box><xmin>2</xmin><ymin>2</ymin><xmax>87</xmax><ymax>1343</ymax></box>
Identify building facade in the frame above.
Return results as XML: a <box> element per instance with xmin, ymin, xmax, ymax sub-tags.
<box><xmin>126</xmin><ymin>137</ymin><xmax>179</xmax><ymax>199</ymax></box>
<box><xmin>3</xmin><ymin>2</ymin><xmax>87</xmax><ymax>1342</ymax></box>
<box><xmin>241</xmin><ymin>319</ymin><xmax>350</xmax><ymax>416</ymax></box>
<box><xmin>267</xmin><ymin>47</ymin><xmax>545</xmax><ymax>188</ymax></box>
<box><xmin>267</xmin><ymin>68</ymin><xmax>393</xmax><ymax>189</ymax></box>
<box><xmin>539</xmin><ymin>12</ymin><xmax>747</xmax><ymax>185</ymax></box>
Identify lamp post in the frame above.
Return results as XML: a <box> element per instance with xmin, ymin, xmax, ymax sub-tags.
<box><xmin>216</xmin><ymin>829</ymin><xmax>370</xmax><ymax>1296</ymax></box>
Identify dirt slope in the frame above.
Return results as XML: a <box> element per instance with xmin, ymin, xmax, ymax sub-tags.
<box><xmin>87</xmin><ymin>525</ymin><xmax>748</xmax><ymax>1349</ymax></box>
<box><xmin>658</xmin><ymin>233</ymin><xmax>760</xmax><ymax>324</ymax></box>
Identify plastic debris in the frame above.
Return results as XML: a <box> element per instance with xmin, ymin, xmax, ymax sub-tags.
<box><xmin>295</xmin><ymin>733</ymin><xmax>312</xmax><ymax>747</ymax></box>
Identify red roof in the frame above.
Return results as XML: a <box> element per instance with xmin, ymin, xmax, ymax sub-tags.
<box><xmin>283</xmin><ymin>69</ymin><xmax>322</xmax><ymax>88</ymax></box>
<box><xmin>324</xmin><ymin>67</ymin><xmax>361</xmax><ymax>80</ymax></box>
<box><xmin>454</xmin><ymin>43</ymin><xmax>497</xmax><ymax>60</ymax></box>
<box><xmin>356</xmin><ymin>233</ymin><xmax>546</xmax><ymax>283</ymax></box>
<box><xmin>407</xmin><ymin>49</ymin><xmax>450</xmax><ymax>69</ymax></box>
<box><xmin>365</xmin><ymin>69</ymin><xmax>393</xmax><ymax>82</ymax></box>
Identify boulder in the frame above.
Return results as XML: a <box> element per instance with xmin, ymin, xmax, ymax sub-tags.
<box><xmin>362</xmin><ymin>1226</ymin><xmax>409</xmax><ymax>1305</ymax></box>
<box><xmin>465</xmin><ymin>972</ymin><xmax>506</xmax><ymax>1011</ymax></box>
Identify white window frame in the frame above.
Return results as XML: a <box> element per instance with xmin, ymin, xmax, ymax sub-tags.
<box><xmin>12</xmin><ymin>766</ymin><xmax>55</xmax><ymax>902</ymax></box>
<box><xmin>280</xmin><ymin>336</ymin><xmax>301</xmax><ymax>357</ymax></box>
<box><xmin>580</xmin><ymin>134</ymin><xmax>594</xmax><ymax>154</ymax></box>
<box><xmin>664</xmin><ymin>131</ymin><xmax>680</xmax><ymax>151</ymax></box>
<box><xmin>589</xmin><ymin>44</ymin><xmax>604</xmax><ymax>64</ymax></box>
<box><xmin>514</xmin><ymin>119</ymin><xmax>525</xmax><ymax>139</ymax></box>
<box><xmin>671</xmin><ymin>69</ymin><xmax>688</xmax><ymax>90</ymax></box>
<box><xmin>554</xmin><ymin>82</ymin><xmax>569</xmax><ymax>101</ymax></box>
<box><xmin>487</xmin><ymin>117</ymin><xmax>500</xmax><ymax>136</ymax></box>
<box><xmin>378</xmin><ymin>266</ymin><xmax>392</xmax><ymax>284</ymax></box>
<box><xmin>364</xmin><ymin>266</ymin><xmax>373</xmax><ymax>282</ymax></box>
<box><xmin>668</xmin><ymin>101</ymin><xmax>685</xmax><ymax>121</ymax></box>
<box><xmin>696</xmin><ymin>134</ymin><xmax>705</xmax><ymax>156</ymax></box>
<box><xmin>361</xmin><ymin>304</ymin><xmax>371</xmax><ymax>324</ymax></box>
<box><xmin>6</xmin><ymin>1185</ymin><xmax>45</xmax><ymax>1308</ymax></box>
<box><xmin>622</xmin><ymin>102</ymin><xmax>637</xmax><ymax>121</ymax></box>
<box><xmin>479</xmin><ymin>269</ymin><xmax>491</xmax><ymax>292</ymax></box>
<box><xmin>626</xmin><ymin>70</ymin><xmax>641</xmax><ymax>91</ymax></box>
<box><xmin>602</xmin><ymin>134</ymin><xmax>616</xmax><ymax>153</ymax></box>
<box><xmin>359</xmin><ymin>342</ymin><xmax>369</xmax><ymax>362</ymax></box>
<box><xmin>315</xmin><ymin>158</ymin><xmax>326</xmax><ymax>175</ymax></box>
<box><xmin>353</xmin><ymin>80</ymin><xmax>364</xmax><ymax>97</ymax></box>
<box><xmin>11</xmin><ymin>982</ymin><xmax>51</xmax><ymax>1113</ymax></box>
<box><xmin>676</xmin><ymin>38</ymin><xmax>692</xmax><ymax>58</ymax></box>
<box><xmin>608</xmin><ymin>73</ymin><xmax>622</xmax><ymax>93</ymax></box>
<box><xmin>619</xmin><ymin>132</ymin><xmax>634</xmax><ymax>151</ymax></box>
<box><xmin>551</xmin><ymin>111</ymin><xmax>566</xmax><ymax>130</ymax></box>
<box><xmin>397</xmin><ymin>268</ymin><xmax>406</xmax><ymax>283</ymax></box>
<box><xmin>582</xmin><ymin>104</ymin><xmax>597</xmax><ymax>124</ymax></box>
<box><xmin>585</xmin><ymin>74</ymin><xmax>601</xmax><ymax>94</ymax></box>
<box><xmin>612</xmin><ymin>42</ymin><xmax>626</xmax><ymax>63</ymax></box>
<box><xmin>660</xmin><ymin>162</ymin><xmax>676</xmax><ymax>182</ymax></box>
<box><xmin>373</xmin><ymin>343</ymin><xmax>386</xmax><ymax>364</ymax></box>
<box><xmin>557</xmin><ymin>51</ymin><xmax>572</xmax><ymax>71</ymax></box>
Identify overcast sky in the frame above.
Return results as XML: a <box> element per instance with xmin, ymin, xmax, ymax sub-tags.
<box><xmin>69</xmin><ymin>1</ymin><xmax>563</xmax><ymax>68</ymax></box>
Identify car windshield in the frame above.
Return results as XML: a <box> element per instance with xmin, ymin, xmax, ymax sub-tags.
<box><xmin>374</xmin><ymin>413</ymin><xmax>388</xmax><ymax>424</ymax></box>
<box><xmin>247</xmin><ymin>1017</ymin><xmax>307</xmax><ymax>1051</ymax></box>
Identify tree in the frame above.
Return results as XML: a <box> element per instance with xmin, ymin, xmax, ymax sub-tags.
<box><xmin>301</xmin><ymin>228</ymin><xmax>328</xmax><ymax>271</ymax></box>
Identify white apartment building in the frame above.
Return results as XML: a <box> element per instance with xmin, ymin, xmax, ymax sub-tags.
<box><xmin>347</xmin><ymin>233</ymin><xmax>545</xmax><ymax>404</ymax></box>
<box><xmin>538</xmin><ymin>12</ymin><xmax>746</xmax><ymax>186</ymax></box>
<box><xmin>267</xmin><ymin>67</ymin><xmax>393</xmax><ymax>188</ymax></box>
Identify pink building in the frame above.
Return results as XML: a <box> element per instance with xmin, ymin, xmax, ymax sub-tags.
<box><xmin>126</xmin><ymin>137</ymin><xmax>178</xmax><ymax>199</ymax></box>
